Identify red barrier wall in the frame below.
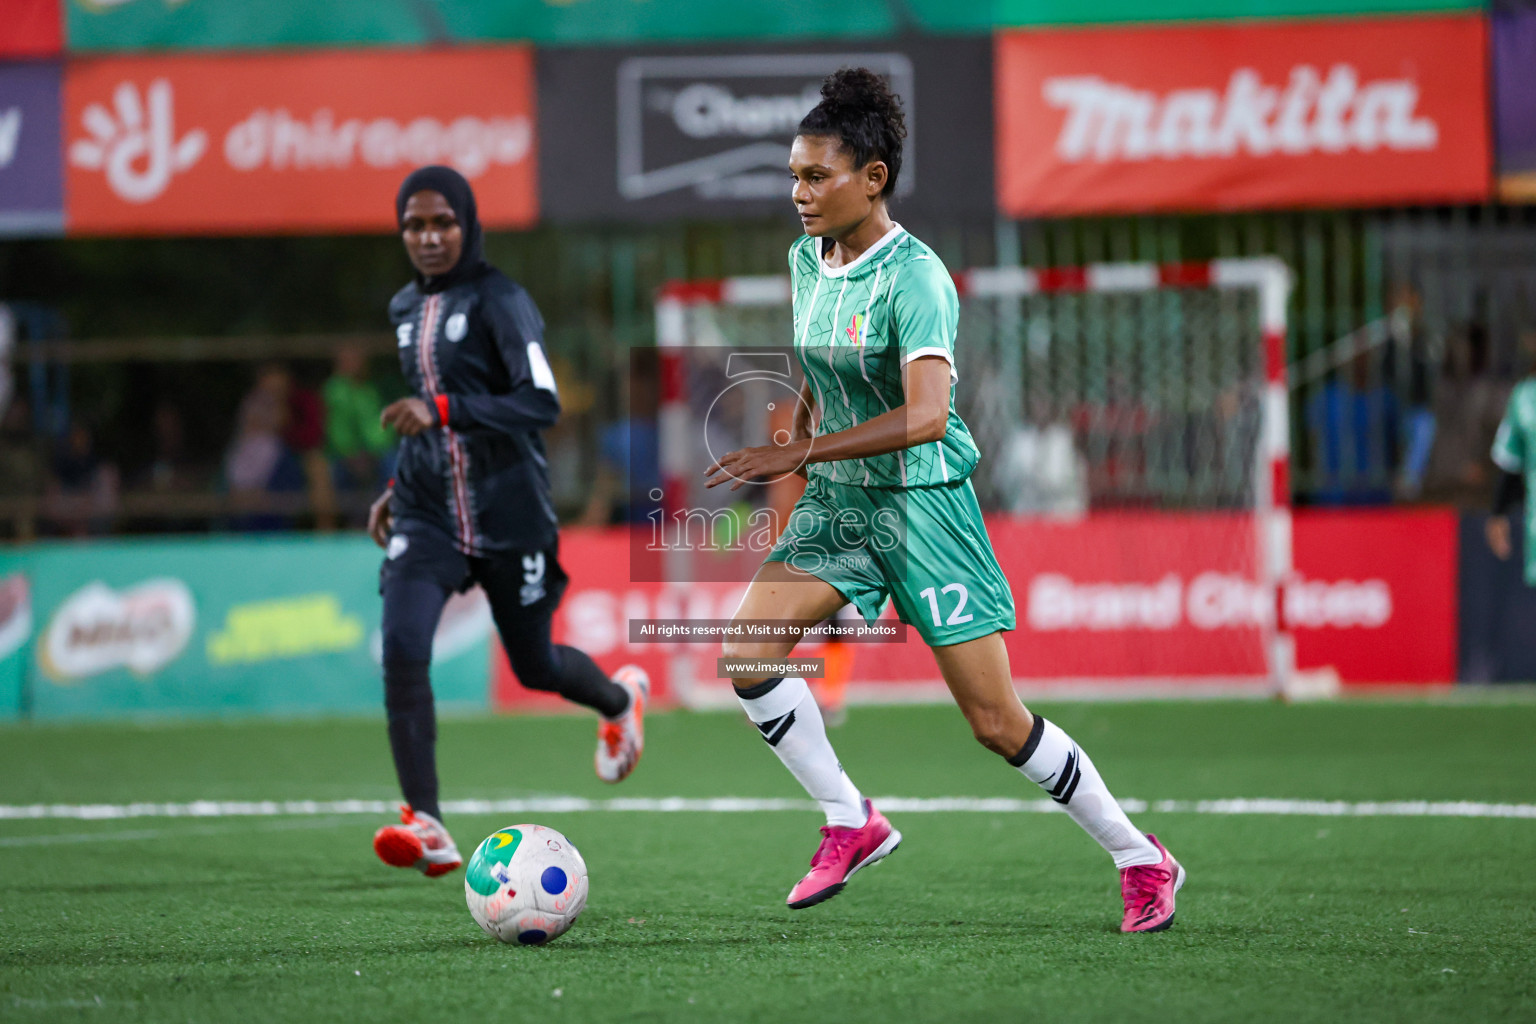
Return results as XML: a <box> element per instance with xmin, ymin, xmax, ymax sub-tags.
<box><xmin>493</xmin><ymin>508</ymin><xmax>1458</xmax><ymax>708</ymax></box>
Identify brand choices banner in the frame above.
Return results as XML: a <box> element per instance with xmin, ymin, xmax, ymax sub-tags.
<box><xmin>0</xmin><ymin>60</ymin><xmax>64</xmax><ymax>236</ymax></box>
<box><xmin>501</xmin><ymin>508</ymin><xmax>1456</xmax><ymax>709</ymax></box>
<box><xmin>63</xmin><ymin>47</ymin><xmax>538</xmax><ymax>235</ymax></box>
<box><xmin>996</xmin><ymin>16</ymin><xmax>1490</xmax><ymax>215</ymax></box>
<box><xmin>0</xmin><ymin>536</ymin><xmax>491</xmax><ymax>720</ymax></box>
<box><xmin>538</xmin><ymin>37</ymin><xmax>993</xmax><ymax>224</ymax></box>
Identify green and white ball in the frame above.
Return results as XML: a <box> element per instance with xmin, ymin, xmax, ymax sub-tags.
<box><xmin>464</xmin><ymin>824</ymin><xmax>588</xmax><ymax>945</ymax></box>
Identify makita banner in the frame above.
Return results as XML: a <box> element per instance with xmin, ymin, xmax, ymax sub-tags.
<box><xmin>497</xmin><ymin>509</ymin><xmax>1455</xmax><ymax>709</ymax></box>
<box><xmin>995</xmin><ymin>16</ymin><xmax>1490</xmax><ymax>215</ymax></box>
<box><xmin>62</xmin><ymin>48</ymin><xmax>538</xmax><ymax>235</ymax></box>
<box><xmin>537</xmin><ymin>37</ymin><xmax>993</xmax><ymax>224</ymax></box>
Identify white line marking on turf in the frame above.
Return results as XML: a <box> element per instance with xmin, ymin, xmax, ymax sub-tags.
<box><xmin>0</xmin><ymin>817</ymin><xmax>356</xmax><ymax>848</ymax></box>
<box><xmin>1</xmin><ymin>797</ymin><xmax>1534</xmax><ymax>821</ymax></box>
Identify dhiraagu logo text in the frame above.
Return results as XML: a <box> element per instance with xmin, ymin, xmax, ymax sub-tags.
<box><xmin>467</xmin><ymin>828</ymin><xmax>523</xmax><ymax>896</ymax></box>
<box><xmin>205</xmin><ymin>593</ymin><xmax>364</xmax><ymax>665</ymax></box>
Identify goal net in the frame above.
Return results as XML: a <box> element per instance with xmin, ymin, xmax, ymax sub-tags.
<box><xmin>653</xmin><ymin>259</ymin><xmax>1294</xmax><ymax>695</ymax></box>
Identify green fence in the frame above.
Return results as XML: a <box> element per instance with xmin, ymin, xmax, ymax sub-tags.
<box><xmin>0</xmin><ymin>534</ymin><xmax>490</xmax><ymax>720</ymax></box>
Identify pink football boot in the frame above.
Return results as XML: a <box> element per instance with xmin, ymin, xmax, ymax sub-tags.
<box><xmin>1120</xmin><ymin>833</ymin><xmax>1185</xmax><ymax>932</ymax></box>
<box><xmin>786</xmin><ymin>799</ymin><xmax>902</xmax><ymax>909</ymax></box>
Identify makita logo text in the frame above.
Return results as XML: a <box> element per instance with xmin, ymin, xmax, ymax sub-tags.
<box><xmin>1044</xmin><ymin>64</ymin><xmax>1438</xmax><ymax>163</ymax></box>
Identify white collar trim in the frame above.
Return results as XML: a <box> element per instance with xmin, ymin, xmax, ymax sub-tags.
<box><xmin>817</xmin><ymin>223</ymin><xmax>906</xmax><ymax>279</ymax></box>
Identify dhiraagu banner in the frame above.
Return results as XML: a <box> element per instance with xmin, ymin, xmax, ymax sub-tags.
<box><xmin>0</xmin><ymin>535</ymin><xmax>492</xmax><ymax>721</ymax></box>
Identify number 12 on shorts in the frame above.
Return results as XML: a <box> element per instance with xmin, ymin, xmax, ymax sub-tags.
<box><xmin>919</xmin><ymin>583</ymin><xmax>973</xmax><ymax>628</ymax></box>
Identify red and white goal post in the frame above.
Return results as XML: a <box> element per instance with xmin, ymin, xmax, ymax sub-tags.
<box><xmin>652</xmin><ymin>258</ymin><xmax>1296</xmax><ymax>698</ymax></box>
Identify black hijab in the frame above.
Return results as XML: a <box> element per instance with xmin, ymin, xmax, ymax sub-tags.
<box><xmin>395</xmin><ymin>165</ymin><xmax>491</xmax><ymax>294</ymax></box>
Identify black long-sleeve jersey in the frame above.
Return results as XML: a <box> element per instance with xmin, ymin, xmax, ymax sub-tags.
<box><xmin>388</xmin><ymin>268</ymin><xmax>561</xmax><ymax>557</ymax></box>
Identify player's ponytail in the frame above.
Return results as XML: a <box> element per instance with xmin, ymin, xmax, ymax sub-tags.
<box><xmin>797</xmin><ymin>67</ymin><xmax>907</xmax><ymax>198</ymax></box>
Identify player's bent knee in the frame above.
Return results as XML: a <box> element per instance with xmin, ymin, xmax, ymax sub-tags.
<box><xmin>966</xmin><ymin>706</ymin><xmax>1021</xmax><ymax>756</ymax></box>
<box><xmin>720</xmin><ymin>638</ymin><xmax>788</xmax><ymax>665</ymax></box>
<box><xmin>507</xmin><ymin>652</ymin><xmax>562</xmax><ymax>693</ymax></box>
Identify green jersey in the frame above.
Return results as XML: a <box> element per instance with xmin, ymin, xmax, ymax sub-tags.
<box><xmin>1491</xmin><ymin>377</ymin><xmax>1536</xmax><ymax>585</ymax></box>
<box><xmin>789</xmin><ymin>225</ymin><xmax>980</xmax><ymax>490</ymax></box>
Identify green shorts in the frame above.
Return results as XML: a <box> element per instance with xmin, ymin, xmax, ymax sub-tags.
<box><xmin>765</xmin><ymin>475</ymin><xmax>1016</xmax><ymax>646</ymax></box>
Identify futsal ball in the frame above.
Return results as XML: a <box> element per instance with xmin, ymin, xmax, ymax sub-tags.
<box><xmin>464</xmin><ymin>824</ymin><xmax>588</xmax><ymax>945</ymax></box>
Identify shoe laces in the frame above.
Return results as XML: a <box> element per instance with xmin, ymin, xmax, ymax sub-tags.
<box><xmin>401</xmin><ymin>806</ymin><xmax>448</xmax><ymax>850</ymax></box>
<box><xmin>1121</xmin><ymin>861</ymin><xmax>1171</xmax><ymax>908</ymax></box>
<box><xmin>809</xmin><ymin>824</ymin><xmax>861</xmax><ymax>869</ymax></box>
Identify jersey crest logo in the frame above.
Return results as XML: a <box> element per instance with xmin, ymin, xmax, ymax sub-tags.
<box><xmin>846</xmin><ymin>314</ymin><xmax>864</xmax><ymax>347</ymax></box>
<box><xmin>396</xmin><ymin>323</ymin><xmax>413</xmax><ymax>348</ymax></box>
<box><xmin>445</xmin><ymin>313</ymin><xmax>468</xmax><ymax>342</ymax></box>
<box><xmin>520</xmin><ymin>552</ymin><xmax>547</xmax><ymax>606</ymax></box>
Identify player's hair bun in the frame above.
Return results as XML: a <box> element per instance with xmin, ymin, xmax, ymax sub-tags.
<box><xmin>797</xmin><ymin>67</ymin><xmax>907</xmax><ymax>198</ymax></box>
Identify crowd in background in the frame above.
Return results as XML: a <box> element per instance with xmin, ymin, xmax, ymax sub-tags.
<box><xmin>0</xmin><ymin>295</ymin><xmax>1530</xmax><ymax>540</ymax></box>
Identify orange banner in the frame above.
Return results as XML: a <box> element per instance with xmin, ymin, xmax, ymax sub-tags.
<box><xmin>996</xmin><ymin>16</ymin><xmax>1490</xmax><ymax>216</ymax></box>
<box><xmin>64</xmin><ymin>47</ymin><xmax>538</xmax><ymax>235</ymax></box>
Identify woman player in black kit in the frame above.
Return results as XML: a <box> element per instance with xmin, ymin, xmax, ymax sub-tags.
<box><xmin>369</xmin><ymin>166</ymin><xmax>649</xmax><ymax>878</ymax></box>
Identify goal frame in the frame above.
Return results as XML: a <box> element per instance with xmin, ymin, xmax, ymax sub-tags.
<box><xmin>655</xmin><ymin>258</ymin><xmax>1295</xmax><ymax>691</ymax></box>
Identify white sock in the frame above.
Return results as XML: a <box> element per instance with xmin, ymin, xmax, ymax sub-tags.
<box><xmin>737</xmin><ymin>677</ymin><xmax>866</xmax><ymax>828</ymax></box>
<box><xmin>1010</xmin><ymin>716</ymin><xmax>1161</xmax><ymax>869</ymax></box>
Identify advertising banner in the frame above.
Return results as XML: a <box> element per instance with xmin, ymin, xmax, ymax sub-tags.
<box><xmin>509</xmin><ymin>509</ymin><xmax>1455</xmax><ymax>710</ymax></box>
<box><xmin>1</xmin><ymin>0</ymin><xmax>62</xmax><ymax>58</ymax></box>
<box><xmin>64</xmin><ymin>0</ymin><xmax>989</xmax><ymax>53</ymax></box>
<box><xmin>0</xmin><ymin>536</ymin><xmax>491</xmax><ymax>721</ymax></box>
<box><xmin>0</xmin><ymin>60</ymin><xmax>64</xmax><ymax>236</ymax></box>
<box><xmin>63</xmin><ymin>47</ymin><xmax>537</xmax><ymax>236</ymax></box>
<box><xmin>537</xmin><ymin>37</ymin><xmax>993</xmax><ymax>224</ymax></box>
<box><xmin>1494</xmin><ymin>11</ymin><xmax>1536</xmax><ymax>202</ymax></box>
<box><xmin>1458</xmin><ymin>513</ymin><xmax>1536</xmax><ymax>683</ymax></box>
<box><xmin>995</xmin><ymin>16</ymin><xmax>1490</xmax><ymax>215</ymax></box>
<box><xmin>996</xmin><ymin>0</ymin><xmax>1478</xmax><ymax>27</ymax></box>
<box><xmin>1289</xmin><ymin>508</ymin><xmax>1456</xmax><ymax>685</ymax></box>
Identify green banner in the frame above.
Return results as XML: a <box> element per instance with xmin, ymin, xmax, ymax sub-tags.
<box><xmin>994</xmin><ymin>0</ymin><xmax>1478</xmax><ymax>25</ymax></box>
<box><xmin>66</xmin><ymin>0</ymin><xmax>915</xmax><ymax>51</ymax></box>
<box><xmin>67</xmin><ymin>0</ymin><xmax>1478</xmax><ymax>51</ymax></box>
<box><xmin>0</xmin><ymin>535</ymin><xmax>490</xmax><ymax>721</ymax></box>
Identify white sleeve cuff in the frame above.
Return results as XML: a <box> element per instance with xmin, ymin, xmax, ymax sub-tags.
<box><xmin>902</xmin><ymin>347</ymin><xmax>958</xmax><ymax>383</ymax></box>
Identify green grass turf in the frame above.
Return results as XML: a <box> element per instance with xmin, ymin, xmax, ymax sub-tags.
<box><xmin>2</xmin><ymin>701</ymin><xmax>1534</xmax><ymax>1022</ymax></box>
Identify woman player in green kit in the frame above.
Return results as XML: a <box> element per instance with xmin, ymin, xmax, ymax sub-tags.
<box><xmin>703</xmin><ymin>68</ymin><xmax>1185</xmax><ymax>933</ymax></box>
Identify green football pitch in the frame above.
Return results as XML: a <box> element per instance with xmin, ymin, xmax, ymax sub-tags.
<box><xmin>3</xmin><ymin>699</ymin><xmax>1534</xmax><ymax>1023</ymax></box>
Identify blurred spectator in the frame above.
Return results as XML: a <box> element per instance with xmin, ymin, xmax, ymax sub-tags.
<box><xmin>994</xmin><ymin>402</ymin><xmax>1088</xmax><ymax>517</ymax></box>
<box><xmin>0</xmin><ymin>303</ymin><xmax>14</xmax><ymax>424</ymax></box>
<box><xmin>1306</xmin><ymin>351</ymin><xmax>1398</xmax><ymax>506</ymax></box>
<box><xmin>324</xmin><ymin>345</ymin><xmax>392</xmax><ymax>519</ymax></box>
<box><xmin>1385</xmin><ymin>284</ymin><xmax>1437</xmax><ymax>499</ymax></box>
<box><xmin>226</xmin><ymin>363</ymin><xmax>304</xmax><ymax>529</ymax></box>
<box><xmin>46</xmin><ymin>420</ymin><xmax>119</xmax><ymax>535</ymax></box>
<box><xmin>581</xmin><ymin>358</ymin><xmax>661</xmax><ymax>526</ymax></box>
<box><xmin>1423</xmin><ymin>322</ymin><xmax>1511</xmax><ymax>506</ymax></box>
<box><xmin>0</xmin><ymin>395</ymin><xmax>42</xmax><ymax>539</ymax></box>
<box><xmin>131</xmin><ymin>402</ymin><xmax>205</xmax><ymax>534</ymax></box>
<box><xmin>142</xmin><ymin>402</ymin><xmax>200</xmax><ymax>495</ymax></box>
<box><xmin>286</xmin><ymin>366</ymin><xmax>336</xmax><ymax>530</ymax></box>
<box><xmin>541</xmin><ymin>353</ymin><xmax>596</xmax><ymax>518</ymax></box>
